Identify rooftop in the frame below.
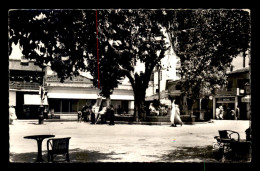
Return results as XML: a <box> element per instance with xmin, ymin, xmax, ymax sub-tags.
<box><xmin>227</xmin><ymin>67</ymin><xmax>249</xmax><ymax>75</ymax></box>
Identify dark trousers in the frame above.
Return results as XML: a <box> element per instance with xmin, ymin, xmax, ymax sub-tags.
<box><xmin>100</xmin><ymin>114</ymin><xmax>106</xmax><ymax>124</ymax></box>
<box><xmin>91</xmin><ymin>113</ymin><xmax>95</xmax><ymax>124</ymax></box>
<box><xmin>109</xmin><ymin>114</ymin><xmax>115</xmax><ymax>125</ymax></box>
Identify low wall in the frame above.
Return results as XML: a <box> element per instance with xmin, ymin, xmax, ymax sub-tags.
<box><xmin>52</xmin><ymin>113</ymin><xmax>78</xmax><ymax>120</ymax></box>
<box><xmin>146</xmin><ymin>116</ymin><xmax>170</xmax><ymax>122</ymax></box>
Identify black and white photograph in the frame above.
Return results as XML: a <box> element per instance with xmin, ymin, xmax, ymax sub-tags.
<box><xmin>8</xmin><ymin>9</ymin><xmax>252</xmax><ymax>165</ymax></box>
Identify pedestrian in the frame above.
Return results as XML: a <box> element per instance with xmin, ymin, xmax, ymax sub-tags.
<box><xmin>219</xmin><ymin>105</ymin><xmax>224</xmax><ymax>120</ymax></box>
<box><xmin>81</xmin><ymin>105</ymin><xmax>88</xmax><ymax>122</ymax></box>
<box><xmin>78</xmin><ymin>111</ymin><xmax>83</xmax><ymax>122</ymax></box>
<box><xmin>90</xmin><ymin>106</ymin><xmax>96</xmax><ymax>124</ymax></box>
<box><xmin>170</xmin><ymin>100</ymin><xmax>176</xmax><ymax>127</ymax></box>
<box><xmin>216</xmin><ymin>106</ymin><xmax>220</xmax><ymax>119</ymax></box>
<box><xmin>44</xmin><ymin>107</ymin><xmax>48</xmax><ymax>119</ymax></box>
<box><xmin>226</xmin><ymin>106</ymin><xmax>231</xmax><ymax>120</ymax></box>
<box><xmin>235</xmin><ymin>106</ymin><xmax>240</xmax><ymax>120</ymax></box>
<box><xmin>174</xmin><ymin>104</ymin><xmax>183</xmax><ymax>126</ymax></box>
<box><xmin>117</xmin><ymin>105</ymin><xmax>122</xmax><ymax>115</ymax></box>
<box><xmin>96</xmin><ymin>105</ymin><xmax>107</xmax><ymax>124</ymax></box>
<box><xmin>109</xmin><ymin>105</ymin><xmax>115</xmax><ymax>125</ymax></box>
<box><xmin>230</xmin><ymin>109</ymin><xmax>236</xmax><ymax>120</ymax></box>
<box><xmin>87</xmin><ymin>105</ymin><xmax>92</xmax><ymax>121</ymax></box>
<box><xmin>9</xmin><ymin>105</ymin><xmax>17</xmax><ymax>125</ymax></box>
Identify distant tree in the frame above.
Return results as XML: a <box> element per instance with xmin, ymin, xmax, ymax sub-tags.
<box><xmin>160</xmin><ymin>9</ymin><xmax>251</xmax><ymax>117</ymax></box>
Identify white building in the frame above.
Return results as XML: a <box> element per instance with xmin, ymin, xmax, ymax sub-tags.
<box><xmin>145</xmin><ymin>45</ymin><xmax>181</xmax><ymax>106</ymax></box>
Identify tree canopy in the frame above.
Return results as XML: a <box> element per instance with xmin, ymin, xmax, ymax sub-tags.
<box><xmin>9</xmin><ymin>9</ymin><xmax>251</xmax><ymax>119</ymax></box>
<box><xmin>8</xmin><ymin>9</ymin><xmax>170</xmax><ymax>120</ymax></box>
<box><xmin>161</xmin><ymin>9</ymin><xmax>250</xmax><ymax>101</ymax></box>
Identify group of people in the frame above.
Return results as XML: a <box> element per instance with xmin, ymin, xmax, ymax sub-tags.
<box><xmin>149</xmin><ymin>100</ymin><xmax>183</xmax><ymax>127</ymax></box>
<box><xmin>78</xmin><ymin>104</ymin><xmax>115</xmax><ymax>125</ymax></box>
<box><xmin>216</xmin><ymin>105</ymin><xmax>240</xmax><ymax>120</ymax></box>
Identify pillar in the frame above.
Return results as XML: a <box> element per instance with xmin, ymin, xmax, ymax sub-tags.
<box><xmin>213</xmin><ymin>97</ymin><xmax>216</xmax><ymax>119</ymax></box>
<box><xmin>128</xmin><ymin>101</ymin><xmax>134</xmax><ymax>115</ymax></box>
<box><xmin>235</xmin><ymin>96</ymin><xmax>238</xmax><ymax>119</ymax></box>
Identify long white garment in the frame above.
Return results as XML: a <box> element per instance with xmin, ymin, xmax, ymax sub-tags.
<box><xmin>170</xmin><ymin>101</ymin><xmax>176</xmax><ymax>124</ymax></box>
<box><xmin>174</xmin><ymin>106</ymin><xmax>182</xmax><ymax>124</ymax></box>
<box><xmin>9</xmin><ymin>107</ymin><xmax>17</xmax><ymax>120</ymax></box>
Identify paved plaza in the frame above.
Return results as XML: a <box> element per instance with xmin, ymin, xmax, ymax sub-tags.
<box><xmin>9</xmin><ymin>119</ymin><xmax>250</xmax><ymax>163</ymax></box>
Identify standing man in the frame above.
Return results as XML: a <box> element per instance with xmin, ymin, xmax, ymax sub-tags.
<box><xmin>109</xmin><ymin>105</ymin><xmax>115</xmax><ymax>125</ymax></box>
<box><xmin>219</xmin><ymin>105</ymin><xmax>224</xmax><ymax>120</ymax></box>
<box><xmin>235</xmin><ymin>105</ymin><xmax>240</xmax><ymax>120</ymax></box>
<box><xmin>216</xmin><ymin>106</ymin><xmax>220</xmax><ymax>119</ymax></box>
<box><xmin>230</xmin><ymin>109</ymin><xmax>236</xmax><ymax>120</ymax></box>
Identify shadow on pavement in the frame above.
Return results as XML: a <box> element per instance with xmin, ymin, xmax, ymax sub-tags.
<box><xmin>156</xmin><ymin>145</ymin><xmax>250</xmax><ymax>163</ymax></box>
<box><xmin>9</xmin><ymin>146</ymin><xmax>250</xmax><ymax>163</ymax></box>
<box><xmin>10</xmin><ymin>148</ymin><xmax>124</xmax><ymax>163</ymax></box>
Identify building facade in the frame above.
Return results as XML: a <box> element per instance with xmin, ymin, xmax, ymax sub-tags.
<box><xmin>45</xmin><ymin>66</ymin><xmax>135</xmax><ymax>119</ymax></box>
<box><xmin>212</xmin><ymin>67</ymin><xmax>250</xmax><ymax>120</ymax></box>
<box><xmin>9</xmin><ymin>58</ymin><xmax>48</xmax><ymax>119</ymax></box>
<box><xmin>9</xmin><ymin>57</ymin><xmax>135</xmax><ymax>120</ymax></box>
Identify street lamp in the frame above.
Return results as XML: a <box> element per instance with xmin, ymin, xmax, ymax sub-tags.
<box><xmin>38</xmin><ymin>64</ymin><xmax>47</xmax><ymax>124</ymax></box>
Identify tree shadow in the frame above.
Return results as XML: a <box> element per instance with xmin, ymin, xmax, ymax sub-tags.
<box><xmin>10</xmin><ymin>148</ymin><xmax>125</xmax><ymax>163</ymax></box>
<box><xmin>154</xmin><ymin>145</ymin><xmax>250</xmax><ymax>163</ymax></box>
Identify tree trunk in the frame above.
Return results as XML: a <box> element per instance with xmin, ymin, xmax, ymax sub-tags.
<box><xmin>187</xmin><ymin>98</ymin><xmax>195</xmax><ymax>122</ymax></box>
<box><xmin>133</xmin><ymin>87</ymin><xmax>146</xmax><ymax>122</ymax></box>
<box><xmin>199</xmin><ymin>98</ymin><xmax>205</xmax><ymax>120</ymax></box>
<box><xmin>105</xmin><ymin>95</ymin><xmax>111</xmax><ymax>107</ymax></box>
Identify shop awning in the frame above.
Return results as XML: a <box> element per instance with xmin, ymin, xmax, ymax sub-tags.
<box><xmin>110</xmin><ymin>95</ymin><xmax>134</xmax><ymax>100</ymax></box>
<box><xmin>48</xmin><ymin>93</ymin><xmax>134</xmax><ymax>100</ymax></box>
<box><xmin>47</xmin><ymin>93</ymin><xmax>100</xmax><ymax>99</ymax></box>
<box><xmin>24</xmin><ymin>94</ymin><xmax>48</xmax><ymax>105</ymax></box>
<box><xmin>241</xmin><ymin>95</ymin><xmax>250</xmax><ymax>103</ymax></box>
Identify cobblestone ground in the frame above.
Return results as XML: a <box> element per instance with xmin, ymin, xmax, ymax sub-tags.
<box><xmin>9</xmin><ymin>119</ymin><xmax>250</xmax><ymax>163</ymax></box>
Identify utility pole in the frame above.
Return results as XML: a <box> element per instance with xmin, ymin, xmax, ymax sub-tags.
<box><xmin>243</xmin><ymin>51</ymin><xmax>246</xmax><ymax>68</ymax></box>
<box><xmin>158</xmin><ymin>66</ymin><xmax>160</xmax><ymax>103</ymax></box>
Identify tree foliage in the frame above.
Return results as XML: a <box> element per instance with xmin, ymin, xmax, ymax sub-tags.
<box><xmin>9</xmin><ymin>9</ymin><xmax>170</xmax><ymax>120</ymax></box>
<box><xmin>9</xmin><ymin>9</ymin><xmax>251</xmax><ymax>119</ymax></box>
<box><xmin>161</xmin><ymin>9</ymin><xmax>250</xmax><ymax>101</ymax></box>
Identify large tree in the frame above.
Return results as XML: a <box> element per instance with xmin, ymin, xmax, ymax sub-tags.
<box><xmin>159</xmin><ymin>9</ymin><xmax>251</xmax><ymax>117</ymax></box>
<box><xmin>9</xmin><ymin>9</ymin><xmax>250</xmax><ymax>121</ymax></box>
<box><xmin>8</xmin><ymin>9</ymin><xmax>170</xmax><ymax>121</ymax></box>
<box><xmin>81</xmin><ymin>10</ymin><xmax>170</xmax><ymax>121</ymax></box>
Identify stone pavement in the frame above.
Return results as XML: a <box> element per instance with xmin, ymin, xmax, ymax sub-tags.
<box><xmin>9</xmin><ymin>119</ymin><xmax>250</xmax><ymax>163</ymax></box>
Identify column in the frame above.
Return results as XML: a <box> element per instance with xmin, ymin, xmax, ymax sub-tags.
<box><xmin>128</xmin><ymin>101</ymin><xmax>134</xmax><ymax>115</ymax></box>
<box><xmin>235</xmin><ymin>96</ymin><xmax>238</xmax><ymax>119</ymax></box>
<box><xmin>213</xmin><ymin>97</ymin><xmax>216</xmax><ymax>119</ymax></box>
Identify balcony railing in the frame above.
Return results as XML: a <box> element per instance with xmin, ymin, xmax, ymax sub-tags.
<box><xmin>9</xmin><ymin>81</ymin><xmax>40</xmax><ymax>90</ymax></box>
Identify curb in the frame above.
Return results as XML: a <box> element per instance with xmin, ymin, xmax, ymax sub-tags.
<box><xmin>44</xmin><ymin>119</ymin><xmax>212</xmax><ymax>125</ymax></box>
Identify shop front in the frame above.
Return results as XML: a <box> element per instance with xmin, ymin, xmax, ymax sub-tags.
<box><xmin>23</xmin><ymin>94</ymin><xmax>48</xmax><ymax>119</ymax></box>
<box><xmin>213</xmin><ymin>96</ymin><xmax>237</xmax><ymax>120</ymax></box>
<box><xmin>241</xmin><ymin>95</ymin><xmax>251</xmax><ymax>120</ymax></box>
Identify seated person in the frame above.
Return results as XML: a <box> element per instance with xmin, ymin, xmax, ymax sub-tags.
<box><xmin>117</xmin><ymin>105</ymin><xmax>122</xmax><ymax>115</ymax></box>
<box><xmin>96</xmin><ymin>105</ymin><xmax>107</xmax><ymax>124</ymax></box>
<box><xmin>149</xmin><ymin>103</ymin><xmax>159</xmax><ymax>116</ymax></box>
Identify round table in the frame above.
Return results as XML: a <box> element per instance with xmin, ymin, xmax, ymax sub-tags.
<box><xmin>24</xmin><ymin>135</ymin><xmax>55</xmax><ymax>162</ymax></box>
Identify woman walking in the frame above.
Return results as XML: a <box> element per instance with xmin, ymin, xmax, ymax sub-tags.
<box><xmin>174</xmin><ymin>105</ymin><xmax>183</xmax><ymax>126</ymax></box>
<box><xmin>170</xmin><ymin>100</ymin><xmax>176</xmax><ymax>127</ymax></box>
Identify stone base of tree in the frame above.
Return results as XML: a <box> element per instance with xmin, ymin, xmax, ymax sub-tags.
<box><xmin>189</xmin><ymin>116</ymin><xmax>197</xmax><ymax>122</ymax></box>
